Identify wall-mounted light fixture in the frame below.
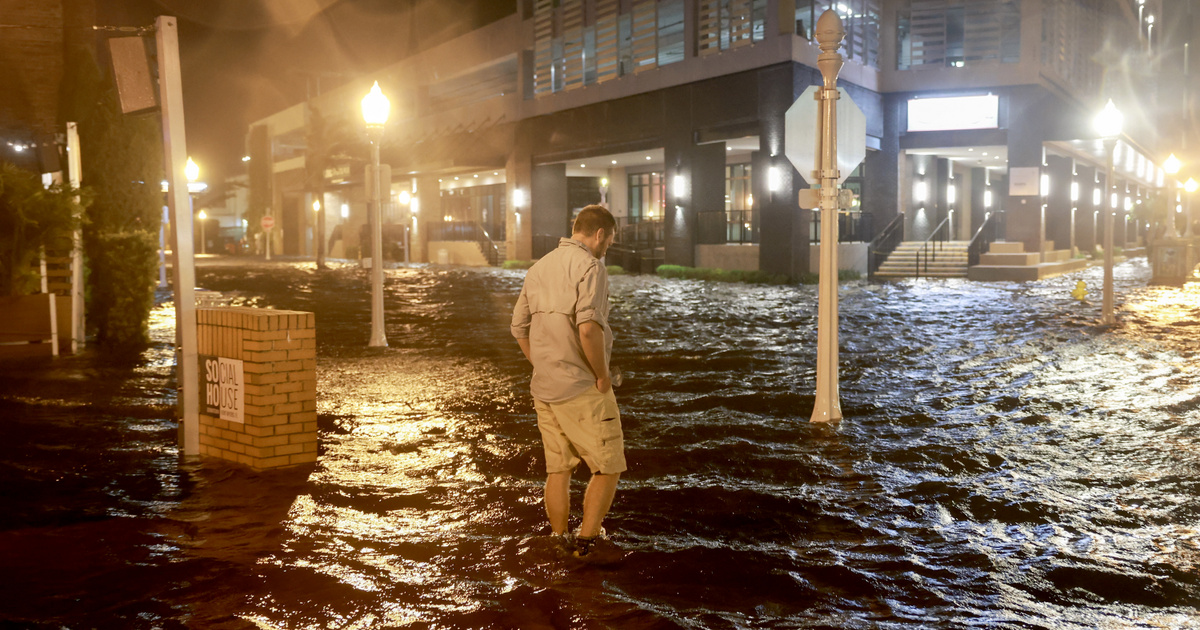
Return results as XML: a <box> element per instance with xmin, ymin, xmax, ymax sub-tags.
<box><xmin>672</xmin><ymin>174</ymin><xmax>687</xmax><ymax>199</ymax></box>
<box><xmin>1040</xmin><ymin>173</ymin><xmax>1050</xmax><ymax>197</ymax></box>
<box><xmin>411</xmin><ymin>198</ymin><xmax>419</xmax><ymax>215</ymax></box>
<box><xmin>767</xmin><ymin>166</ymin><xmax>781</xmax><ymax>192</ymax></box>
<box><xmin>397</xmin><ymin>190</ymin><xmax>411</xmax><ymax>205</ymax></box>
<box><xmin>513</xmin><ymin>188</ymin><xmax>526</xmax><ymax>208</ymax></box>
<box><xmin>341</xmin><ymin>203</ymin><xmax>350</xmax><ymax>218</ymax></box>
<box><xmin>914</xmin><ymin>180</ymin><xmax>928</xmax><ymax>203</ymax></box>
<box><xmin>983</xmin><ymin>189</ymin><xmax>993</xmax><ymax>208</ymax></box>
<box><xmin>1070</xmin><ymin>181</ymin><xmax>1079</xmax><ymax>202</ymax></box>
<box><xmin>946</xmin><ymin>184</ymin><xmax>956</xmax><ymax>204</ymax></box>
<box><xmin>312</xmin><ymin>200</ymin><xmax>321</xmax><ymax>212</ymax></box>
<box><xmin>1093</xmin><ymin>188</ymin><xmax>1102</xmax><ymax>206</ymax></box>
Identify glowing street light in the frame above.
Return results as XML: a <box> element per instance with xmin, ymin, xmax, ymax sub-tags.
<box><xmin>1164</xmin><ymin>153</ymin><xmax>1181</xmax><ymax>175</ymax></box>
<box><xmin>1094</xmin><ymin>99</ymin><xmax>1122</xmax><ymax>325</ymax></box>
<box><xmin>362</xmin><ymin>81</ymin><xmax>390</xmax><ymax>348</ymax></box>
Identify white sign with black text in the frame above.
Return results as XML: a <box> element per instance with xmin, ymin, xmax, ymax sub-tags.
<box><xmin>200</xmin><ymin>354</ymin><xmax>244</xmax><ymax>423</ymax></box>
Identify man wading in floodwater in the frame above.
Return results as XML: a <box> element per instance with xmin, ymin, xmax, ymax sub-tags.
<box><xmin>511</xmin><ymin>204</ymin><xmax>625</xmax><ymax>560</ymax></box>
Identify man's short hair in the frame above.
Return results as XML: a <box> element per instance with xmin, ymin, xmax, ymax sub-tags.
<box><xmin>572</xmin><ymin>204</ymin><xmax>616</xmax><ymax>237</ymax></box>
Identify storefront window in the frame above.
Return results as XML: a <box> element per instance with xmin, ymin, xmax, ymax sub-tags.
<box><xmin>628</xmin><ymin>172</ymin><xmax>664</xmax><ymax>224</ymax></box>
<box><xmin>725</xmin><ymin>163</ymin><xmax>756</xmax><ymax>243</ymax></box>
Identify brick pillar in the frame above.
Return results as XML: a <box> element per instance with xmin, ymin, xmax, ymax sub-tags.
<box><xmin>195</xmin><ymin>307</ymin><xmax>317</xmax><ymax>470</ymax></box>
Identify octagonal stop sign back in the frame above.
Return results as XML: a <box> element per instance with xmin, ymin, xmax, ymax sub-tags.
<box><xmin>784</xmin><ymin>86</ymin><xmax>867</xmax><ymax>186</ymax></box>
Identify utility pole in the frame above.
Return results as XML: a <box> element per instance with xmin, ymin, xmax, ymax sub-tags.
<box><xmin>156</xmin><ymin>16</ymin><xmax>199</xmax><ymax>457</ymax></box>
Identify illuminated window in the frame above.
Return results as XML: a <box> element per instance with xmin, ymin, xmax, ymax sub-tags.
<box><xmin>628</xmin><ymin>171</ymin><xmax>664</xmax><ymax>223</ymax></box>
<box><xmin>797</xmin><ymin>0</ymin><xmax>880</xmax><ymax>68</ymax></box>
<box><xmin>725</xmin><ymin>163</ymin><xmax>756</xmax><ymax>243</ymax></box>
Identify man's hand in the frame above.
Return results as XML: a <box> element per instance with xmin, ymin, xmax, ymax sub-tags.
<box><xmin>578</xmin><ymin>321</ymin><xmax>609</xmax><ymax>393</ymax></box>
<box><xmin>517</xmin><ymin>337</ymin><xmax>532</xmax><ymax>363</ymax></box>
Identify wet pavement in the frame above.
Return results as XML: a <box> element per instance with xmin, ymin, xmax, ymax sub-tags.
<box><xmin>1</xmin><ymin>256</ymin><xmax>1198</xmax><ymax>629</ymax></box>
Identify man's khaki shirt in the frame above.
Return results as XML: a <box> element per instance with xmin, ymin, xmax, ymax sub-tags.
<box><xmin>511</xmin><ymin>238</ymin><xmax>612</xmax><ymax>404</ymax></box>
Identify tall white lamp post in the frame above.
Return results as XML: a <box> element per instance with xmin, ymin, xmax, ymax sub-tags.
<box><xmin>1164</xmin><ymin>153</ymin><xmax>1182</xmax><ymax>238</ymax></box>
<box><xmin>362</xmin><ymin>81</ymin><xmax>390</xmax><ymax>348</ymax></box>
<box><xmin>1094</xmin><ymin>99</ymin><xmax>1123</xmax><ymax>325</ymax></box>
<box><xmin>1185</xmin><ymin>177</ymin><xmax>1198</xmax><ymax>239</ymax></box>
<box><xmin>197</xmin><ymin>210</ymin><xmax>207</xmax><ymax>255</ymax></box>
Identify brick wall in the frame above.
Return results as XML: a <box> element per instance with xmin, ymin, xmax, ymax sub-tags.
<box><xmin>196</xmin><ymin>307</ymin><xmax>317</xmax><ymax>470</ymax></box>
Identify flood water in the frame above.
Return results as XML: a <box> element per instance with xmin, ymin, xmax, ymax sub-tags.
<box><xmin>1</xmin><ymin>257</ymin><xmax>1198</xmax><ymax>629</ymax></box>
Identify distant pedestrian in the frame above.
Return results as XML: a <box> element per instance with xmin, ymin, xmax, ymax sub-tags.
<box><xmin>511</xmin><ymin>204</ymin><xmax>624</xmax><ymax>559</ymax></box>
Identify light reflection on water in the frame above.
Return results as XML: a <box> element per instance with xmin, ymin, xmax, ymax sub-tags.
<box><xmin>2</xmin><ymin>257</ymin><xmax>1197</xmax><ymax>628</ymax></box>
<box><xmin>173</xmin><ymin>258</ymin><xmax>1197</xmax><ymax>628</ymax></box>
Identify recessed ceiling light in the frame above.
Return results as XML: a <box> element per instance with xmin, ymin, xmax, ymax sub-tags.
<box><xmin>982</xmin><ymin>152</ymin><xmax>988</xmax><ymax>156</ymax></box>
<box><xmin>612</xmin><ymin>159</ymin><xmax>617</xmax><ymax>164</ymax></box>
<box><xmin>968</xmin><ymin>148</ymin><xmax>975</xmax><ymax>152</ymax></box>
<box><xmin>646</xmin><ymin>156</ymin><xmax>651</xmax><ymax>160</ymax></box>
<box><xmin>727</xmin><ymin>146</ymin><xmax>732</xmax><ymax>151</ymax></box>
<box><xmin>581</xmin><ymin>163</ymin><xmax>586</xmax><ymax>168</ymax></box>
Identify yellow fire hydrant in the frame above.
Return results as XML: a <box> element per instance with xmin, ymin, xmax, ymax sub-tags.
<box><xmin>1071</xmin><ymin>280</ymin><xmax>1088</xmax><ymax>301</ymax></box>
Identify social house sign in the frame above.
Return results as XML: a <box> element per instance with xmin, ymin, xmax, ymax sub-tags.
<box><xmin>199</xmin><ymin>355</ymin><xmax>244</xmax><ymax>423</ymax></box>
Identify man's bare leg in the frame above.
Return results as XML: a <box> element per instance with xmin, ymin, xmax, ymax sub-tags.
<box><xmin>578</xmin><ymin>472</ymin><xmax>620</xmax><ymax>538</ymax></box>
<box><xmin>544</xmin><ymin>471</ymin><xmax>571</xmax><ymax>535</ymax></box>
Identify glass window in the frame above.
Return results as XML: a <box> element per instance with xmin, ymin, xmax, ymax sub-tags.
<box><xmin>725</xmin><ymin>163</ymin><xmax>756</xmax><ymax>243</ymax></box>
<box><xmin>628</xmin><ymin>172</ymin><xmax>664</xmax><ymax>224</ymax></box>
<box><xmin>657</xmin><ymin>0</ymin><xmax>685</xmax><ymax>66</ymax></box>
<box><xmin>897</xmin><ymin>0</ymin><xmax>1021</xmax><ymax>70</ymax></box>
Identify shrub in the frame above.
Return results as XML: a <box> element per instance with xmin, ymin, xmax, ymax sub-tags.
<box><xmin>86</xmin><ymin>231</ymin><xmax>158</xmax><ymax>347</ymax></box>
<box><xmin>606</xmin><ymin>265</ymin><xmax>626</xmax><ymax>275</ymax></box>
<box><xmin>502</xmin><ymin>260</ymin><xmax>534</xmax><ymax>269</ymax></box>
<box><xmin>655</xmin><ymin>264</ymin><xmax>789</xmax><ymax>285</ymax></box>
<box><xmin>0</xmin><ymin>162</ymin><xmax>86</xmax><ymax>296</ymax></box>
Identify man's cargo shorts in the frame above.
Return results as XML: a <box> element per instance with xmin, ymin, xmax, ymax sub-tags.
<box><xmin>534</xmin><ymin>386</ymin><xmax>626</xmax><ymax>475</ymax></box>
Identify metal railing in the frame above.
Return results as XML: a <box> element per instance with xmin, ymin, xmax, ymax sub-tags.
<box><xmin>810</xmin><ymin>211</ymin><xmax>873</xmax><ymax>243</ymax></box>
<box><xmin>429</xmin><ymin>221</ymin><xmax>500</xmax><ymax>266</ymax></box>
<box><xmin>867</xmin><ymin>214</ymin><xmax>905</xmax><ymax>281</ymax></box>
<box><xmin>915</xmin><ymin>215</ymin><xmax>953</xmax><ymax>279</ymax></box>
<box><xmin>967</xmin><ymin>211</ymin><xmax>1001</xmax><ymax>267</ymax></box>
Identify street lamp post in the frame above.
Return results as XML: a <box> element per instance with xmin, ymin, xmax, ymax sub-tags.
<box><xmin>197</xmin><ymin>210</ymin><xmax>207</xmax><ymax>255</ymax></box>
<box><xmin>362</xmin><ymin>81</ymin><xmax>390</xmax><ymax>348</ymax></box>
<box><xmin>1164</xmin><ymin>153</ymin><xmax>1182</xmax><ymax>239</ymax></box>
<box><xmin>1186</xmin><ymin>177</ymin><xmax>1198</xmax><ymax>239</ymax></box>
<box><xmin>1094</xmin><ymin>99</ymin><xmax>1123</xmax><ymax>325</ymax></box>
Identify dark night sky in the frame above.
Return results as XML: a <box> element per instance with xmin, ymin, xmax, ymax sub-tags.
<box><xmin>97</xmin><ymin>0</ymin><xmax>513</xmax><ymax>187</ymax></box>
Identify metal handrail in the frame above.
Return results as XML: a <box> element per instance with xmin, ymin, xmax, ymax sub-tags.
<box><xmin>916</xmin><ymin>215</ymin><xmax>952</xmax><ymax>279</ymax></box>
<box><xmin>867</xmin><ymin>213</ymin><xmax>905</xmax><ymax>280</ymax></box>
<box><xmin>967</xmin><ymin>211</ymin><xmax>995</xmax><ymax>267</ymax></box>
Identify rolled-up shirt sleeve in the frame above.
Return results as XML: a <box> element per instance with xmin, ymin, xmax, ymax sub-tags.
<box><xmin>511</xmin><ymin>287</ymin><xmax>531</xmax><ymax>339</ymax></box>
<box><xmin>574</xmin><ymin>260</ymin><xmax>602</xmax><ymax>327</ymax></box>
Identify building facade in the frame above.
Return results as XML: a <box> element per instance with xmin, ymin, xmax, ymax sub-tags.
<box><xmin>248</xmin><ymin>0</ymin><xmax>1181</xmax><ymax>276</ymax></box>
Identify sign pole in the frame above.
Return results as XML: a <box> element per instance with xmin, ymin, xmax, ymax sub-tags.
<box><xmin>155</xmin><ymin>16</ymin><xmax>199</xmax><ymax>457</ymax></box>
<box><xmin>811</xmin><ymin>10</ymin><xmax>846</xmax><ymax>423</ymax></box>
<box><xmin>66</xmin><ymin>122</ymin><xmax>85</xmax><ymax>353</ymax></box>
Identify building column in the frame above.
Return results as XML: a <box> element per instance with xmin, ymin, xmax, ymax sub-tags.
<box><xmin>663</xmin><ymin>139</ymin><xmax>724</xmax><ymax>268</ymax></box>
<box><xmin>758</xmin><ymin>63</ymin><xmax>809</xmax><ymax>277</ymax></box>
<box><xmin>1005</xmin><ymin>87</ymin><xmax>1047</xmax><ymax>253</ymax></box>
<box><xmin>413</xmin><ymin>176</ymin><xmax>441</xmax><ymax>263</ymax></box>
<box><xmin>531</xmin><ymin>163</ymin><xmax>567</xmax><ymax>259</ymax></box>
<box><xmin>1077</xmin><ymin>164</ymin><xmax>1100</xmax><ymax>255</ymax></box>
<box><xmin>1044</xmin><ymin>154</ymin><xmax>1074</xmax><ymax>257</ymax></box>
<box><xmin>506</xmin><ymin>136</ymin><xmax>533</xmax><ymax>261</ymax></box>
